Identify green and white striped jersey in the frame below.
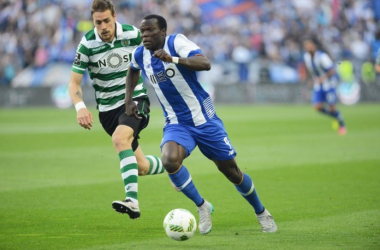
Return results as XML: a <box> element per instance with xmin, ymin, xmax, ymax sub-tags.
<box><xmin>72</xmin><ymin>22</ymin><xmax>146</xmax><ymax>112</ymax></box>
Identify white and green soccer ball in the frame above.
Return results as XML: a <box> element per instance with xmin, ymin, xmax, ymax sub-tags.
<box><xmin>163</xmin><ymin>209</ymin><xmax>197</xmax><ymax>241</ymax></box>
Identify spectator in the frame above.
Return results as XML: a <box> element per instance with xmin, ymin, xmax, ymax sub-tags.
<box><xmin>232</xmin><ymin>42</ymin><xmax>252</xmax><ymax>83</ymax></box>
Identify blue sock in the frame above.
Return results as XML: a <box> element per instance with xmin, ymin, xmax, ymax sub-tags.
<box><xmin>168</xmin><ymin>166</ymin><xmax>204</xmax><ymax>207</ymax></box>
<box><xmin>235</xmin><ymin>173</ymin><xmax>264</xmax><ymax>214</ymax></box>
<box><xmin>319</xmin><ymin>108</ymin><xmax>345</xmax><ymax>127</ymax></box>
<box><xmin>319</xmin><ymin>107</ymin><xmax>329</xmax><ymax>115</ymax></box>
<box><xmin>330</xmin><ymin>110</ymin><xmax>345</xmax><ymax>127</ymax></box>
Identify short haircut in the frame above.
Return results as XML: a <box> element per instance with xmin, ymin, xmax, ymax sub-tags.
<box><xmin>91</xmin><ymin>0</ymin><xmax>115</xmax><ymax>16</ymax></box>
<box><xmin>303</xmin><ymin>35</ymin><xmax>332</xmax><ymax>57</ymax></box>
<box><xmin>143</xmin><ymin>14</ymin><xmax>167</xmax><ymax>30</ymax></box>
<box><xmin>302</xmin><ymin>36</ymin><xmax>320</xmax><ymax>47</ymax></box>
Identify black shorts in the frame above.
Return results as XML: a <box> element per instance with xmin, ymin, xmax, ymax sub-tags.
<box><xmin>99</xmin><ymin>97</ymin><xmax>150</xmax><ymax>151</ymax></box>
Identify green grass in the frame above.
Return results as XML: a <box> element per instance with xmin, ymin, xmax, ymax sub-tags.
<box><xmin>0</xmin><ymin>104</ymin><xmax>379</xmax><ymax>249</ymax></box>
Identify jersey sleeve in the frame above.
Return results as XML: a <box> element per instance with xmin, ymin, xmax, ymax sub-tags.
<box><xmin>303</xmin><ymin>53</ymin><xmax>308</xmax><ymax>62</ymax></box>
<box><xmin>174</xmin><ymin>34</ymin><xmax>203</xmax><ymax>58</ymax></box>
<box><xmin>320</xmin><ymin>53</ymin><xmax>334</xmax><ymax>71</ymax></box>
<box><xmin>127</xmin><ymin>25</ymin><xmax>142</xmax><ymax>46</ymax></box>
<box><xmin>71</xmin><ymin>38</ymin><xmax>90</xmax><ymax>74</ymax></box>
<box><xmin>130</xmin><ymin>47</ymin><xmax>141</xmax><ymax>71</ymax></box>
<box><xmin>376</xmin><ymin>48</ymin><xmax>380</xmax><ymax>65</ymax></box>
<box><xmin>303</xmin><ymin>53</ymin><xmax>312</xmax><ymax>74</ymax></box>
<box><xmin>136</xmin><ymin>29</ymin><xmax>142</xmax><ymax>46</ymax></box>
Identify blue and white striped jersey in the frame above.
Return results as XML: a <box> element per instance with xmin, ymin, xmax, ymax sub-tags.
<box><xmin>304</xmin><ymin>50</ymin><xmax>338</xmax><ymax>91</ymax></box>
<box><xmin>131</xmin><ymin>34</ymin><xmax>216</xmax><ymax>127</ymax></box>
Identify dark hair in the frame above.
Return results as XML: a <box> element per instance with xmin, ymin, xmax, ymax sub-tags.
<box><xmin>303</xmin><ymin>35</ymin><xmax>333</xmax><ymax>59</ymax></box>
<box><xmin>91</xmin><ymin>0</ymin><xmax>115</xmax><ymax>16</ymax></box>
<box><xmin>302</xmin><ymin>36</ymin><xmax>321</xmax><ymax>48</ymax></box>
<box><xmin>143</xmin><ymin>14</ymin><xmax>167</xmax><ymax>30</ymax></box>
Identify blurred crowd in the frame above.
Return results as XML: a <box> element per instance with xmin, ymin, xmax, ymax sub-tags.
<box><xmin>0</xmin><ymin>0</ymin><xmax>379</xmax><ymax>85</ymax></box>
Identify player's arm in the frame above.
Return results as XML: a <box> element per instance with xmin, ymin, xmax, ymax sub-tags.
<box><xmin>153</xmin><ymin>50</ymin><xmax>211</xmax><ymax>71</ymax></box>
<box><xmin>317</xmin><ymin>68</ymin><xmax>335</xmax><ymax>84</ymax></box>
<box><xmin>69</xmin><ymin>71</ymin><xmax>93</xmax><ymax>130</ymax></box>
<box><xmin>317</xmin><ymin>53</ymin><xmax>335</xmax><ymax>84</ymax></box>
<box><xmin>302</xmin><ymin>55</ymin><xmax>313</xmax><ymax>87</ymax></box>
<box><xmin>153</xmin><ymin>34</ymin><xmax>210</xmax><ymax>71</ymax></box>
<box><xmin>304</xmin><ymin>68</ymin><xmax>314</xmax><ymax>88</ymax></box>
<box><xmin>375</xmin><ymin>64</ymin><xmax>380</xmax><ymax>74</ymax></box>
<box><xmin>176</xmin><ymin>54</ymin><xmax>211</xmax><ymax>71</ymax></box>
<box><xmin>125</xmin><ymin>66</ymin><xmax>141</xmax><ymax>119</ymax></box>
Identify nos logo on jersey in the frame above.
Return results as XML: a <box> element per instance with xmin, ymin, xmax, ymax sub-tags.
<box><xmin>98</xmin><ymin>53</ymin><xmax>130</xmax><ymax>69</ymax></box>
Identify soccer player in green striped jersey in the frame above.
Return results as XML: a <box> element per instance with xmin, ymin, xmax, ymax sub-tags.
<box><xmin>68</xmin><ymin>0</ymin><xmax>164</xmax><ymax>219</ymax></box>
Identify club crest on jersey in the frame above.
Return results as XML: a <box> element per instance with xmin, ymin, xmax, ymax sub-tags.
<box><xmin>121</xmin><ymin>39</ymin><xmax>130</xmax><ymax>47</ymax></box>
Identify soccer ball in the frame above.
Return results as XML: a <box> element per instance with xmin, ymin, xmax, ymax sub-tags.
<box><xmin>163</xmin><ymin>209</ymin><xmax>197</xmax><ymax>241</ymax></box>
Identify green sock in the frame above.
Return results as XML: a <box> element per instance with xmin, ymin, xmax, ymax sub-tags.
<box><xmin>145</xmin><ymin>155</ymin><xmax>165</xmax><ymax>175</ymax></box>
<box><xmin>119</xmin><ymin>149</ymin><xmax>138</xmax><ymax>205</ymax></box>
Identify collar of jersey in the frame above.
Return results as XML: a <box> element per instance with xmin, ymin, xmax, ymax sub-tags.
<box><xmin>94</xmin><ymin>21</ymin><xmax>123</xmax><ymax>43</ymax></box>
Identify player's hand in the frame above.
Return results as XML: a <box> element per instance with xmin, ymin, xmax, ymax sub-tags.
<box><xmin>77</xmin><ymin>108</ymin><xmax>93</xmax><ymax>130</ymax></box>
<box><xmin>153</xmin><ymin>49</ymin><xmax>172</xmax><ymax>63</ymax></box>
<box><xmin>125</xmin><ymin>100</ymin><xmax>142</xmax><ymax>120</ymax></box>
<box><xmin>317</xmin><ymin>76</ymin><xmax>325</xmax><ymax>84</ymax></box>
<box><xmin>307</xmin><ymin>79</ymin><xmax>313</xmax><ymax>88</ymax></box>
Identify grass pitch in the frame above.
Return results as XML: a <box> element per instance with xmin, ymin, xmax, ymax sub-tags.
<box><xmin>0</xmin><ymin>104</ymin><xmax>379</xmax><ymax>249</ymax></box>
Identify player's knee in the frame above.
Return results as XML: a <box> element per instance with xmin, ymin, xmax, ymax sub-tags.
<box><xmin>112</xmin><ymin>129</ymin><xmax>134</xmax><ymax>150</ymax></box>
<box><xmin>216</xmin><ymin>161</ymin><xmax>242</xmax><ymax>184</ymax></box>
<box><xmin>161</xmin><ymin>153</ymin><xmax>181</xmax><ymax>173</ymax></box>
<box><xmin>314</xmin><ymin>105</ymin><xmax>322</xmax><ymax>111</ymax></box>
<box><xmin>220</xmin><ymin>168</ymin><xmax>242</xmax><ymax>184</ymax></box>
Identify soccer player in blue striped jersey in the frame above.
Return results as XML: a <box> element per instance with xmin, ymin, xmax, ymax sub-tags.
<box><xmin>125</xmin><ymin>14</ymin><xmax>277</xmax><ymax>234</ymax></box>
<box><xmin>303</xmin><ymin>38</ymin><xmax>347</xmax><ymax>135</ymax></box>
<box><xmin>68</xmin><ymin>0</ymin><xmax>165</xmax><ymax>220</ymax></box>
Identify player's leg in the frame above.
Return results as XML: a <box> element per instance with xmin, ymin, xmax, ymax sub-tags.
<box><xmin>326</xmin><ymin>89</ymin><xmax>346</xmax><ymax>135</ymax></box>
<box><xmin>132</xmin><ymin>98</ymin><xmax>165</xmax><ymax>176</ymax></box>
<box><xmin>213</xmin><ymin>159</ymin><xmax>263</xmax><ymax>212</ymax></box>
<box><xmin>161</xmin><ymin>125</ymin><xmax>213</xmax><ymax>234</ymax></box>
<box><xmin>99</xmin><ymin>106</ymin><xmax>140</xmax><ymax>218</ymax></box>
<box><xmin>213</xmin><ymin>158</ymin><xmax>276</xmax><ymax>232</ymax></box>
<box><xmin>162</xmin><ymin>141</ymin><xmax>204</xmax><ymax>206</ymax></box>
<box><xmin>111</xmin><ymin>124</ymin><xmax>141</xmax><ymax>219</ymax></box>
<box><xmin>314</xmin><ymin>88</ymin><xmax>346</xmax><ymax>134</ymax></box>
<box><xmin>111</xmin><ymin>98</ymin><xmax>163</xmax><ymax>218</ymax></box>
<box><xmin>195</xmin><ymin>117</ymin><xmax>276</xmax><ymax>232</ymax></box>
<box><xmin>134</xmin><ymin>146</ymin><xmax>165</xmax><ymax>176</ymax></box>
<box><xmin>313</xmin><ymin>88</ymin><xmax>330</xmax><ymax>115</ymax></box>
<box><xmin>328</xmin><ymin>104</ymin><xmax>346</xmax><ymax>133</ymax></box>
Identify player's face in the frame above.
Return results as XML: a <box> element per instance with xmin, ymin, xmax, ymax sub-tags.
<box><xmin>140</xmin><ymin>18</ymin><xmax>165</xmax><ymax>51</ymax></box>
<box><xmin>93</xmin><ymin>10</ymin><xmax>116</xmax><ymax>43</ymax></box>
<box><xmin>303</xmin><ymin>40</ymin><xmax>316</xmax><ymax>54</ymax></box>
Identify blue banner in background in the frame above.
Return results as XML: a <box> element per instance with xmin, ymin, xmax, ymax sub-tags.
<box><xmin>196</xmin><ymin>0</ymin><xmax>256</xmax><ymax>22</ymax></box>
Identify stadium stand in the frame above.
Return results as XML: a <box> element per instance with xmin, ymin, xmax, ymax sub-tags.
<box><xmin>0</xmin><ymin>0</ymin><xmax>379</xmax><ymax>87</ymax></box>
